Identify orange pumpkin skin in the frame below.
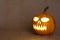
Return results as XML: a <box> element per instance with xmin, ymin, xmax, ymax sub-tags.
<box><xmin>33</xmin><ymin>13</ymin><xmax>56</xmax><ymax>35</ymax></box>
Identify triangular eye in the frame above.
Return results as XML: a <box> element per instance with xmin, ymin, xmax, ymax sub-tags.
<box><xmin>41</xmin><ymin>17</ymin><xmax>49</xmax><ymax>22</ymax></box>
<box><xmin>33</xmin><ymin>17</ymin><xmax>39</xmax><ymax>22</ymax></box>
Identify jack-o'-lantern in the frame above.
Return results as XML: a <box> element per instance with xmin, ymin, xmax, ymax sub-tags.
<box><xmin>32</xmin><ymin>7</ymin><xmax>56</xmax><ymax>35</ymax></box>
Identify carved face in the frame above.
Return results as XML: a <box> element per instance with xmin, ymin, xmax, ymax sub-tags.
<box><xmin>33</xmin><ymin>13</ymin><xmax>56</xmax><ymax>35</ymax></box>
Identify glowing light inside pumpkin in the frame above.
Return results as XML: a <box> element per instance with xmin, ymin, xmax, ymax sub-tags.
<box><xmin>33</xmin><ymin>25</ymin><xmax>47</xmax><ymax>31</ymax></box>
<box><xmin>33</xmin><ymin>17</ymin><xmax>39</xmax><ymax>22</ymax></box>
<box><xmin>37</xmin><ymin>21</ymin><xmax>41</xmax><ymax>24</ymax></box>
<box><xmin>41</xmin><ymin>17</ymin><xmax>49</xmax><ymax>22</ymax></box>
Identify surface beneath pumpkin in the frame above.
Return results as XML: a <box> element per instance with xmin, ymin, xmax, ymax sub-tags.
<box><xmin>0</xmin><ymin>28</ymin><xmax>60</xmax><ymax>40</ymax></box>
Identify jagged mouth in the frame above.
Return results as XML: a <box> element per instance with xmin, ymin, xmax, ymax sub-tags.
<box><xmin>33</xmin><ymin>25</ymin><xmax>47</xmax><ymax>31</ymax></box>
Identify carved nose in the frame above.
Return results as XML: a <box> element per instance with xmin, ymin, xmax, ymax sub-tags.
<box><xmin>37</xmin><ymin>21</ymin><xmax>41</xmax><ymax>24</ymax></box>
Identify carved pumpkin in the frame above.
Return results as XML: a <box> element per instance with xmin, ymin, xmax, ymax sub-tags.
<box><xmin>32</xmin><ymin>7</ymin><xmax>56</xmax><ymax>35</ymax></box>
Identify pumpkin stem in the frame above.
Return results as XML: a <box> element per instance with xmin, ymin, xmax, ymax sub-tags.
<box><xmin>43</xmin><ymin>6</ymin><xmax>49</xmax><ymax>13</ymax></box>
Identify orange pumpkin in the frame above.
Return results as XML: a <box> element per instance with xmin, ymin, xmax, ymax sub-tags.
<box><xmin>32</xmin><ymin>7</ymin><xmax>56</xmax><ymax>35</ymax></box>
